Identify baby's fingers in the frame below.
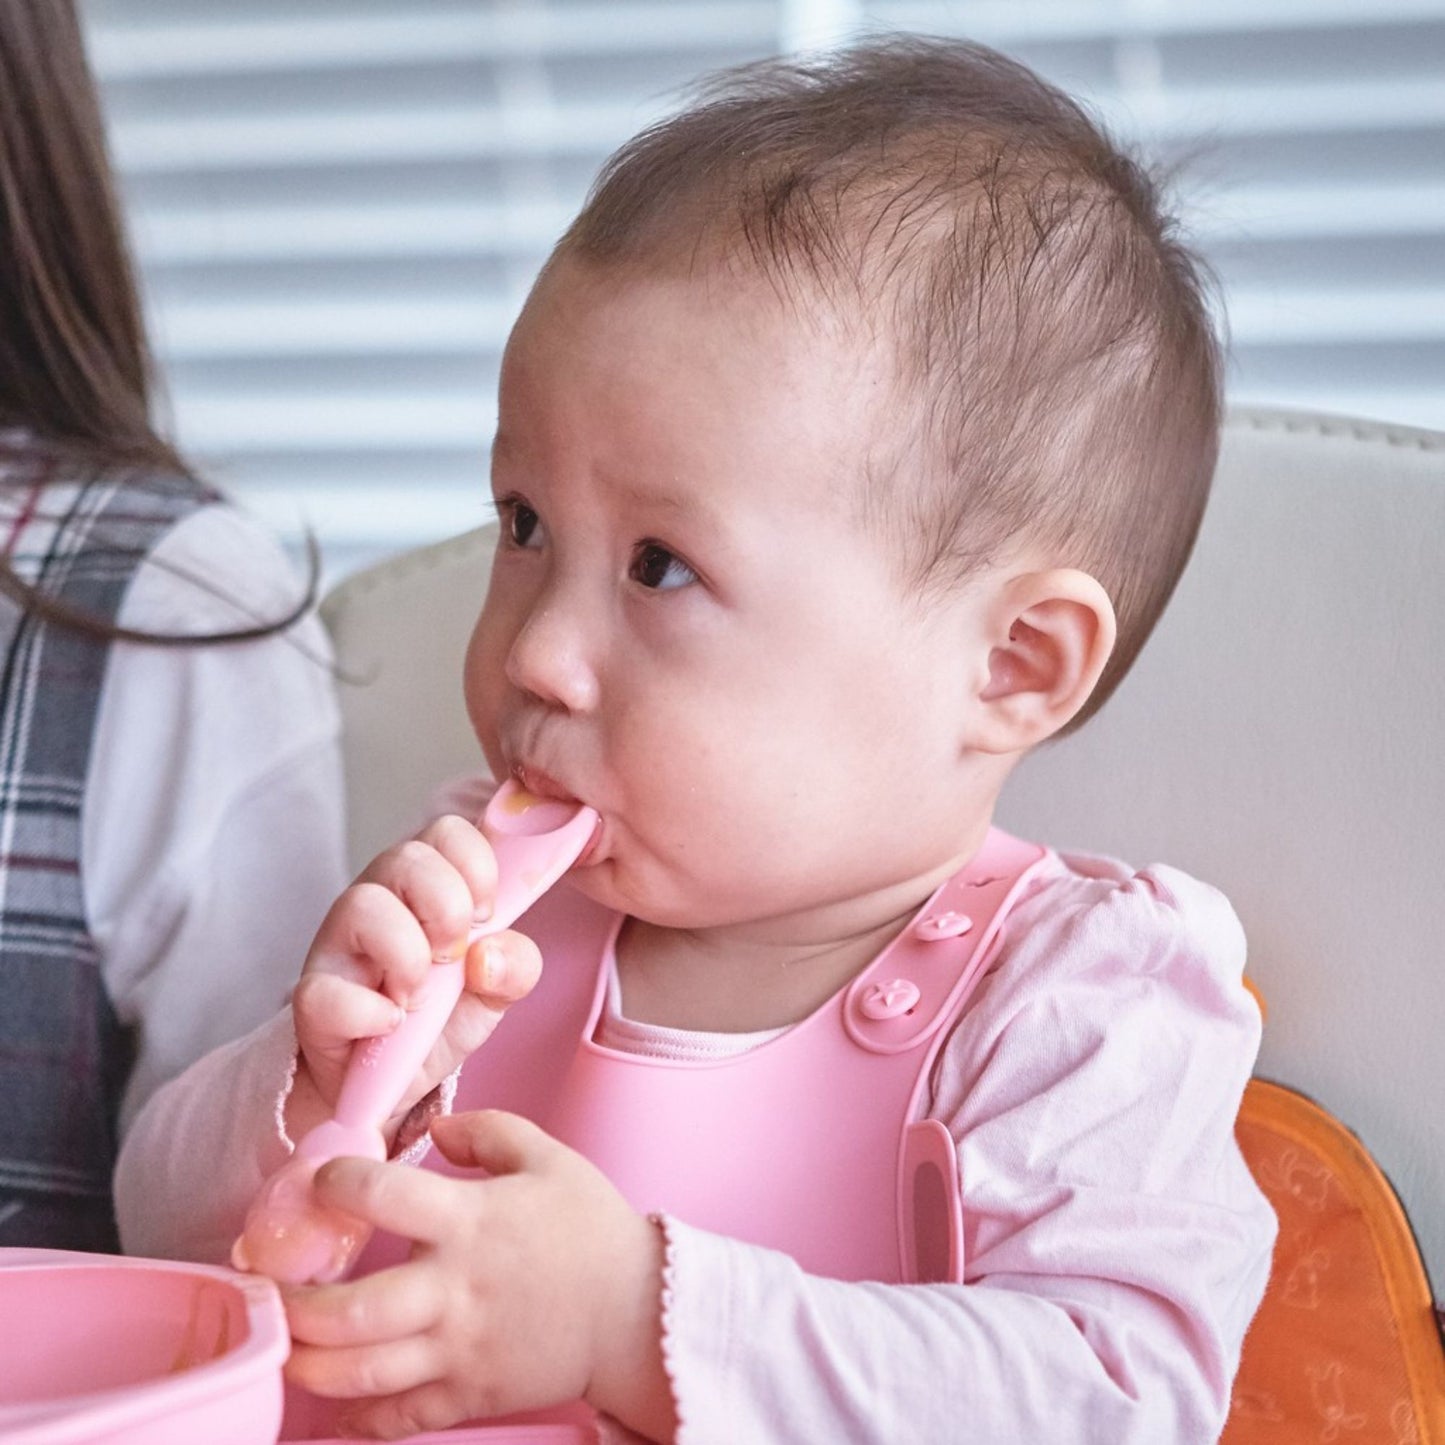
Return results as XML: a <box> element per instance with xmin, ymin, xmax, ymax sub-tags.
<box><xmin>360</xmin><ymin>815</ymin><xmax>498</xmax><ymax>952</ymax></box>
<box><xmin>311</xmin><ymin>1156</ymin><xmax>473</xmax><ymax>1246</ymax></box>
<box><xmin>291</xmin><ymin>971</ymin><xmax>404</xmax><ymax>1071</ymax></box>
<box><xmin>408</xmin><ymin>930</ymin><xmax>544</xmax><ymax>1087</ymax></box>
<box><xmin>304</xmin><ymin>880</ymin><xmax>436</xmax><ymax>1002</ymax></box>
<box><xmin>337</xmin><ymin>1382</ymin><xmax>471</xmax><ymax>1442</ymax></box>
<box><xmin>284</xmin><ymin>1264</ymin><xmax>441</xmax><ymax>1350</ymax></box>
<box><xmin>414</xmin><ymin>812</ymin><xmax>500</xmax><ymax>914</ymax></box>
<box><xmin>285</xmin><ymin>1334</ymin><xmax>441</xmax><ymax>1403</ymax></box>
<box><xmin>356</xmin><ymin>841</ymin><xmax>473</xmax><ymax>966</ymax></box>
<box><xmin>467</xmin><ymin>929</ymin><xmax>542</xmax><ymax>1007</ymax></box>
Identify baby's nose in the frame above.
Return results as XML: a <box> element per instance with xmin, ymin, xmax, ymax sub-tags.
<box><xmin>504</xmin><ymin>601</ymin><xmax>599</xmax><ymax>714</ymax></box>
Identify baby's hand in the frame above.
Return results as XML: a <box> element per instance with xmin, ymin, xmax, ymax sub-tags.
<box><xmin>288</xmin><ymin>815</ymin><xmax>542</xmax><ymax>1143</ymax></box>
<box><xmin>281</xmin><ymin>1112</ymin><xmax>675</xmax><ymax>1441</ymax></box>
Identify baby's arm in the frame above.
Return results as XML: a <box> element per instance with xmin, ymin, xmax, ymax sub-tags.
<box><xmin>114</xmin><ymin>814</ymin><xmax>542</xmax><ymax>1264</ymax></box>
<box><xmin>116</xmin><ymin>1008</ymin><xmax>301</xmax><ymax>1262</ymax></box>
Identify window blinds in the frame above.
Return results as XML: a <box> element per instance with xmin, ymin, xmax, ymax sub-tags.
<box><xmin>84</xmin><ymin>0</ymin><xmax>1445</xmax><ymax>574</ymax></box>
<box><xmin>858</xmin><ymin>2</ymin><xmax>1445</xmax><ymax>432</ymax></box>
<box><xmin>85</xmin><ymin>1</ymin><xmax>793</xmax><ymax>574</ymax></box>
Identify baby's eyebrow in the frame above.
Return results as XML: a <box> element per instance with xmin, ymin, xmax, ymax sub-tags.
<box><xmin>613</xmin><ymin>477</ymin><xmax>723</xmax><ymax>531</ymax></box>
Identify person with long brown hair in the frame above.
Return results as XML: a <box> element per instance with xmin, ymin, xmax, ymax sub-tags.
<box><xmin>0</xmin><ymin>0</ymin><xmax>347</xmax><ymax>1252</ymax></box>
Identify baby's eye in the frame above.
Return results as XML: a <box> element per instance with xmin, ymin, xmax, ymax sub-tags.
<box><xmin>630</xmin><ymin>542</ymin><xmax>697</xmax><ymax>591</ymax></box>
<box><xmin>500</xmin><ymin>498</ymin><xmax>543</xmax><ymax>549</ymax></box>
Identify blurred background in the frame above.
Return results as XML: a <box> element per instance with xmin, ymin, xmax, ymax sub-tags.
<box><xmin>81</xmin><ymin>0</ymin><xmax>1445</xmax><ymax>579</ymax></box>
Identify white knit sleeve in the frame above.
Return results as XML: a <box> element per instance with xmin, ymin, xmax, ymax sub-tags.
<box><xmin>82</xmin><ymin>502</ymin><xmax>349</xmax><ymax>1136</ymax></box>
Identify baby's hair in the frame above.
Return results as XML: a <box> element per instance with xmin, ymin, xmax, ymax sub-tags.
<box><xmin>558</xmin><ymin>36</ymin><xmax>1223</xmax><ymax>729</ymax></box>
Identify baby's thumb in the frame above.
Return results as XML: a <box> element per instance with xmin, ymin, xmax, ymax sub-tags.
<box><xmin>429</xmin><ymin>1109</ymin><xmax>551</xmax><ymax>1176</ymax></box>
<box><xmin>465</xmin><ymin>929</ymin><xmax>543</xmax><ymax>1007</ymax></box>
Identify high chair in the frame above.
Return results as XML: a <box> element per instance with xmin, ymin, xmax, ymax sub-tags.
<box><xmin>318</xmin><ymin>404</ymin><xmax>1445</xmax><ymax>1439</ymax></box>
<box><xmin>3</xmin><ymin>404</ymin><xmax>1431</xmax><ymax>1445</ymax></box>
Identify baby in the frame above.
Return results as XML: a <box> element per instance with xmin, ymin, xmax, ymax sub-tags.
<box><xmin>117</xmin><ymin>37</ymin><xmax>1275</xmax><ymax>1445</ymax></box>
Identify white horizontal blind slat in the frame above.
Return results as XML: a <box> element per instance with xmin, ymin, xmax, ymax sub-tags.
<box><xmin>108</xmin><ymin>95</ymin><xmax>670</xmax><ymax>176</ymax></box>
<box><xmin>136</xmin><ymin>201</ymin><xmax>577</xmax><ymax>265</ymax></box>
<box><xmin>876</xmin><ymin>0</ymin><xmax>1445</xmax><ymax>42</ymax></box>
<box><xmin>89</xmin><ymin>5</ymin><xmax>784</xmax><ymax>78</ymax></box>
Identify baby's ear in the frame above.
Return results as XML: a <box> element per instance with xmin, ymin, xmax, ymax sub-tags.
<box><xmin>967</xmin><ymin>569</ymin><xmax>1116</xmax><ymax>755</ymax></box>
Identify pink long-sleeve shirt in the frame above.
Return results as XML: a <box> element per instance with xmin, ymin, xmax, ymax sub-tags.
<box><xmin>115</xmin><ymin>849</ymin><xmax>1275</xmax><ymax>1444</ymax></box>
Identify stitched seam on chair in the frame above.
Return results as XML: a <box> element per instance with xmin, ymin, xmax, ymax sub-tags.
<box><xmin>1227</xmin><ymin>408</ymin><xmax>1445</xmax><ymax>453</ymax></box>
<box><xmin>320</xmin><ymin>526</ymin><xmax>495</xmax><ymax>610</ymax></box>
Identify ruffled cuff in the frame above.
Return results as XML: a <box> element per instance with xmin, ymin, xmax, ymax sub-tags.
<box><xmin>593</xmin><ymin>1212</ymin><xmax>683</xmax><ymax>1445</ymax></box>
<box><xmin>391</xmin><ymin>1068</ymin><xmax>461</xmax><ymax>1163</ymax></box>
<box><xmin>651</xmin><ymin>1212</ymin><xmax>684</xmax><ymax>1441</ymax></box>
<box><xmin>274</xmin><ymin>1033</ymin><xmax>460</xmax><ymax>1166</ymax></box>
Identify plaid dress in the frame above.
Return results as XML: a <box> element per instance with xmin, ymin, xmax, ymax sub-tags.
<box><xmin>0</xmin><ymin>451</ymin><xmax>214</xmax><ymax>1251</ymax></box>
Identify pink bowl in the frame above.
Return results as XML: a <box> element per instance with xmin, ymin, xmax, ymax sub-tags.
<box><xmin>0</xmin><ymin>1247</ymin><xmax>288</xmax><ymax>1445</ymax></box>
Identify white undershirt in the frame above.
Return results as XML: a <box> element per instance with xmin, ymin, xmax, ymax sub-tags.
<box><xmin>81</xmin><ymin>502</ymin><xmax>349</xmax><ymax>1135</ymax></box>
<box><xmin>598</xmin><ymin>963</ymin><xmax>786</xmax><ymax>1061</ymax></box>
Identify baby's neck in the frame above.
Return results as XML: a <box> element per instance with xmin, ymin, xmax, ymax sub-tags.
<box><xmin>615</xmin><ymin>842</ymin><xmax>986</xmax><ymax>1033</ymax></box>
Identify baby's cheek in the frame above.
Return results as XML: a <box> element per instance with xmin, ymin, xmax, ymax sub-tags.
<box><xmin>461</xmin><ymin>650</ymin><xmax>488</xmax><ymax>719</ymax></box>
<box><xmin>462</xmin><ymin>669</ymin><xmax>504</xmax><ymax>762</ymax></box>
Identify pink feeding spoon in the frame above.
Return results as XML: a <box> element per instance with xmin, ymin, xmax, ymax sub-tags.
<box><xmin>231</xmin><ymin>780</ymin><xmax>598</xmax><ymax>1285</ymax></box>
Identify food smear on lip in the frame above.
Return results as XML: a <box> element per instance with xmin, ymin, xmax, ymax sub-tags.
<box><xmin>499</xmin><ymin>783</ymin><xmax>546</xmax><ymax>814</ymax></box>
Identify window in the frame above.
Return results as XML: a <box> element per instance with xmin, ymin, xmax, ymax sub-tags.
<box><xmin>85</xmin><ymin>0</ymin><xmax>1445</xmax><ymax>574</ymax></box>
<box><xmin>860</xmin><ymin>1</ymin><xmax>1445</xmax><ymax>432</ymax></box>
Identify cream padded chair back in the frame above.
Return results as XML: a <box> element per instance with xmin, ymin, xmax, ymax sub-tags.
<box><xmin>321</xmin><ymin>529</ymin><xmax>492</xmax><ymax>863</ymax></box>
<box><xmin>320</xmin><ymin>406</ymin><xmax>1445</xmax><ymax>1281</ymax></box>
<box><xmin>1001</xmin><ymin>407</ymin><xmax>1445</xmax><ymax>1281</ymax></box>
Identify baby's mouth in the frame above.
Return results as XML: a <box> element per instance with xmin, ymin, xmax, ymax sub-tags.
<box><xmin>509</xmin><ymin>761</ymin><xmax>579</xmax><ymax>806</ymax></box>
<box><xmin>504</xmin><ymin>760</ymin><xmax>603</xmax><ymax>865</ymax></box>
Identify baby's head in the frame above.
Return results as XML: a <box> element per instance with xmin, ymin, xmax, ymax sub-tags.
<box><xmin>467</xmin><ymin>38</ymin><xmax>1221</xmax><ymax>929</ymax></box>
<box><xmin>554</xmin><ymin>35</ymin><xmax>1221</xmax><ymax>730</ymax></box>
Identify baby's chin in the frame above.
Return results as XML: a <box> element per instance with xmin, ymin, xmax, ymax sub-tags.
<box><xmin>559</xmin><ymin>850</ymin><xmax>684</xmax><ymax>925</ymax></box>
<box><xmin>559</xmin><ymin>851</ymin><xmax>636</xmax><ymax>914</ymax></box>
<box><xmin>568</xmin><ymin>858</ymin><xmax>774</xmax><ymax>935</ymax></box>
